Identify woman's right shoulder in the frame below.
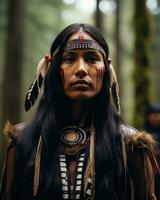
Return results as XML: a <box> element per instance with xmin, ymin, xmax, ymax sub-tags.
<box><xmin>3</xmin><ymin>121</ymin><xmax>27</xmax><ymax>143</ymax></box>
<box><xmin>0</xmin><ymin>122</ymin><xmax>27</xmax><ymax>199</ymax></box>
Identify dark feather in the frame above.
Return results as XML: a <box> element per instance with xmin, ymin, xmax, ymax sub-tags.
<box><xmin>111</xmin><ymin>82</ymin><xmax>120</xmax><ymax>113</ymax></box>
<box><xmin>25</xmin><ymin>73</ymin><xmax>43</xmax><ymax>111</ymax></box>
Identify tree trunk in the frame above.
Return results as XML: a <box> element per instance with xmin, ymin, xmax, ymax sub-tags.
<box><xmin>115</xmin><ymin>0</ymin><xmax>123</xmax><ymax>107</ymax></box>
<box><xmin>152</xmin><ymin>14</ymin><xmax>160</xmax><ymax>103</ymax></box>
<box><xmin>95</xmin><ymin>0</ymin><xmax>103</xmax><ymax>31</ymax></box>
<box><xmin>0</xmin><ymin>0</ymin><xmax>26</xmax><ymax>179</ymax></box>
<box><xmin>133</xmin><ymin>0</ymin><xmax>152</xmax><ymax>128</ymax></box>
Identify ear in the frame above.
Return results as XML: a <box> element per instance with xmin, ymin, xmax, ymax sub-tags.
<box><xmin>107</xmin><ymin>57</ymin><xmax>112</xmax><ymax>65</ymax></box>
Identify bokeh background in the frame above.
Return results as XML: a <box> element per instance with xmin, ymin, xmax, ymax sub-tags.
<box><xmin>0</xmin><ymin>0</ymin><xmax>160</xmax><ymax>178</ymax></box>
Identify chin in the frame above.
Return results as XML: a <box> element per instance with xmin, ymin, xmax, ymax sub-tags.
<box><xmin>66</xmin><ymin>92</ymin><xmax>96</xmax><ymax>101</ymax></box>
<box><xmin>64</xmin><ymin>88</ymin><xmax>101</xmax><ymax>101</ymax></box>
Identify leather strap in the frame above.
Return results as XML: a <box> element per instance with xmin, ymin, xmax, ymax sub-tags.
<box><xmin>148</xmin><ymin>152</ymin><xmax>160</xmax><ymax>175</ymax></box>
<box><xmin>33</xmin><ymin>136</ymin><xmax>42</xmax><ymax>197</ymax></box>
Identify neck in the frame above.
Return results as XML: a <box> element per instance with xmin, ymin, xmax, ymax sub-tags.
<box><xmin>69</xmin><ymin>101</ymin><xmax>86</xmax><ymax>123</ymax></box>
<box><xmin>62</xmin><ymin>100</ymin><xmax>87</xmax><ymax>125</ymax></box>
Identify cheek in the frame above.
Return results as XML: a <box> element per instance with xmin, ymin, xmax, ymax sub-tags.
<box><xmin>96</xmin><ymin>66</ymin><xmax>105</xmax><ymax>80</ymax></box>
<box><xmin>60</xmin><ymin>68</ymin><xmax>72</xmax><ymax>92</ymax></box>
<box><xmin>95</xmin><ymin>66</ymin><xmax>105</xmax><ymax>90</ymax></box>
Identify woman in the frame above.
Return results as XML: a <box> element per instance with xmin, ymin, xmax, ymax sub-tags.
<box><xmin>0</xmin><ymin>23</ymin><xmax>158</xmax><ymax>200</ymax></box>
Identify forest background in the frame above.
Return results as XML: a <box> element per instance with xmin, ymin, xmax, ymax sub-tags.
<box><xmin>0</xmin><ymin>0</ymin><xmax>160</xmax><ymax>177</ymax></box>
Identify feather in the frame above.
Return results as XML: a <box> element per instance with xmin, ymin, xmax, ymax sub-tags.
<box><xmin>108</xmin><ymin>63</ymin><xmax>121</xmax><ymax>113</ymax></box>
<box><xmin>25</xmin><ymin>73</ymin><xmax>43</xmax><ymax>111</ymax></box>
<box><xmin>24</xmin><ymin>56</ymin><xmax>51</xmax><ymax>111</ymax></box>
<box><xmin>111</xmin><ymin>82</ymin><xmax>121</xmax><ymax>113</ymax></box>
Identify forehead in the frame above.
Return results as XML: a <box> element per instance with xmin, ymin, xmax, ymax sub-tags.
<box><xmin>68</xmin><ymin>31</ymin><xmax>94</xmax><ymax>41</ymax></box>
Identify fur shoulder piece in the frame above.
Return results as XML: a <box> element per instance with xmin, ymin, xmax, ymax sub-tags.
<box><xmin>3</xmin><ymin>121</ymin><xmax>26</xmax><ymax>140</ymax></box>
<box><xmin>121</xmin><ymin>124</ymin><xmax>156</xmax><ymax>153</ymax></box>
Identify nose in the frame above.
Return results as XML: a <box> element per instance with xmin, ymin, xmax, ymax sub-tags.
<box><xmin>75</xmin><ymin>58</ymin><xmax>88</xmax><ymax>78</ymax></box>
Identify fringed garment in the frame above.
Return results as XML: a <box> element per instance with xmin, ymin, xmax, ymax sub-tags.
<box><xmin>0</xmin><ymin>122</ymin><xmax>159</xmax><ymax>200</ymax></box>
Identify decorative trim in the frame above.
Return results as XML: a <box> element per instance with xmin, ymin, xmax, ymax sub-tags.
<box><xmin>60</xmin><ymin>153</ymin><xmax>86</xmax><ymax>199</ymax></box>
<box><xmin>60</xmin><ymin>126</ymin><xmax>89</xmax><ymax>155</ymax></box>
<box><xmin>64</xmin><ymin>39</ymin><xmax>106</xmax><ymax>57</ymax></box>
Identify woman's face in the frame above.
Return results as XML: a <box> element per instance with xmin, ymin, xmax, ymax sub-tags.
<box><xmin>60</xmin><ymin>32</ymin><xmax>106</xmax><ymax>100</ymax></box>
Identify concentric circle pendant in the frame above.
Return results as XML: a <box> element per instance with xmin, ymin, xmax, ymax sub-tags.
<box><xmin>60</xmin><ymin>126</ymin><xmax>87</xmax><ymax>147</ymax></box>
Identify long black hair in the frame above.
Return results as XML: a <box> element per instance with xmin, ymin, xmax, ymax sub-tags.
<box><xmin>12</xmin><ymin>23</ymin><xmax>128</xmax><ymax>200</ymax></box>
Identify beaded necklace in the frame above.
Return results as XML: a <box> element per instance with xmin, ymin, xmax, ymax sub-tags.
<box><xmin>59</xmin><ymin>115</ymin><xmax>95</xmax><ymax>200</ymax></box>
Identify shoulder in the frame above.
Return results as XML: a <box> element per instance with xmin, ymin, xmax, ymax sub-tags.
<box><xmin>3</xmin><ymin>121</ymin><xmax>27</xmax><ymax>142</ymax></box>
<box><xmin>121</xmin><ymin>124</ymin><xmax>157</xmax><ymax>199</ymax></box>
<box><xmin>0</xmin><ymin>122</ymin><xmax>27</xmax><ymax>197</ymax></box>
<box><xmin>121</xmin><ymin>124</ymin><xmax>156</xmax><ymax>153</ymax></box>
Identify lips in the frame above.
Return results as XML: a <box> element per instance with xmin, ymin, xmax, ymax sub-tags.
<box><xmin>71</xmin><ymin>80</ymin><xmax>91</xmax><ymax>86</ymax></box>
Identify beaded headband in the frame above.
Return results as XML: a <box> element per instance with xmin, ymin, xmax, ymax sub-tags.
<box><xmin>64</xmin><ymin>39</ymin><xmax>106</xmax><ymax>57</ymax></box>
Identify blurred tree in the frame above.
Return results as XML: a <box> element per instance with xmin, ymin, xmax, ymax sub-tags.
<box><xmin>1</xmin><ymin>0</ymin><xmax>26</xmax><ymax>125</ymax></box>
<box><xmin>115</xmin><ymin>0</ymin><xmax>123</xmax><ymax>108</ymax></box>
<box><xmin>115</xmin><ymin>0</ymin><xmax>122</xmax><ymax>73</ymax></box>
<box><xmin>152</xmin><ymin>12</ymin><xmax>160</xmax><ymax>103</ymax></box>
<box><xmin>133</xmin><ymin>0</ymin><xmax>152</xmax><ymax>128</ymax></box>
<box><xmin>0</xmin><ymin>0</ymin><xmax>7</xmax><ymax>127</ymax></box>
<box><xmin>0</xmin><ymin>0</ymin><xmax>26</xmax><ymax>181</ymax></box>
<box><xmin>95</xmin><ymin>0</ymin><xmax>103</xmax><ymax>30</ymax></box>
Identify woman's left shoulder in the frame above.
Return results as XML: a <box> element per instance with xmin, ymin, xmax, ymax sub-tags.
<box><xmin>120</xmin><ymin>124</ymin><xmax>156</xmax><ymax>153</ymax></box>
<box><xmin>121</xmin><ymin>124</ymin><xmax>158</xmax><ymax>200</ymax></box>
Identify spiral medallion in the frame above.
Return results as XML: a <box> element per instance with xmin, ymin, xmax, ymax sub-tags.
<box><xmin>60</xmin><ymin>126</ymin><xmax>87</xmax><ymax>147</ymax></box>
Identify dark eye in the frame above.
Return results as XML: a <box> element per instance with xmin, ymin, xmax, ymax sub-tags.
<box><xmin>63</xmin><ymin>56</ymin><xmax>75</xmax><ymax>64</ymax></box>
<box><xmin>85</xmin><ymin>54</ymin><xmax>99</xmax><ymax>64</ymax></box>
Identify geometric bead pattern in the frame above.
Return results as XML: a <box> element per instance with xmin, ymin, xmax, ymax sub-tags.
<box><xmin>60</xmin><ymin>153</ymin><xmax>88</xmax><ymax>200</ymax></box>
